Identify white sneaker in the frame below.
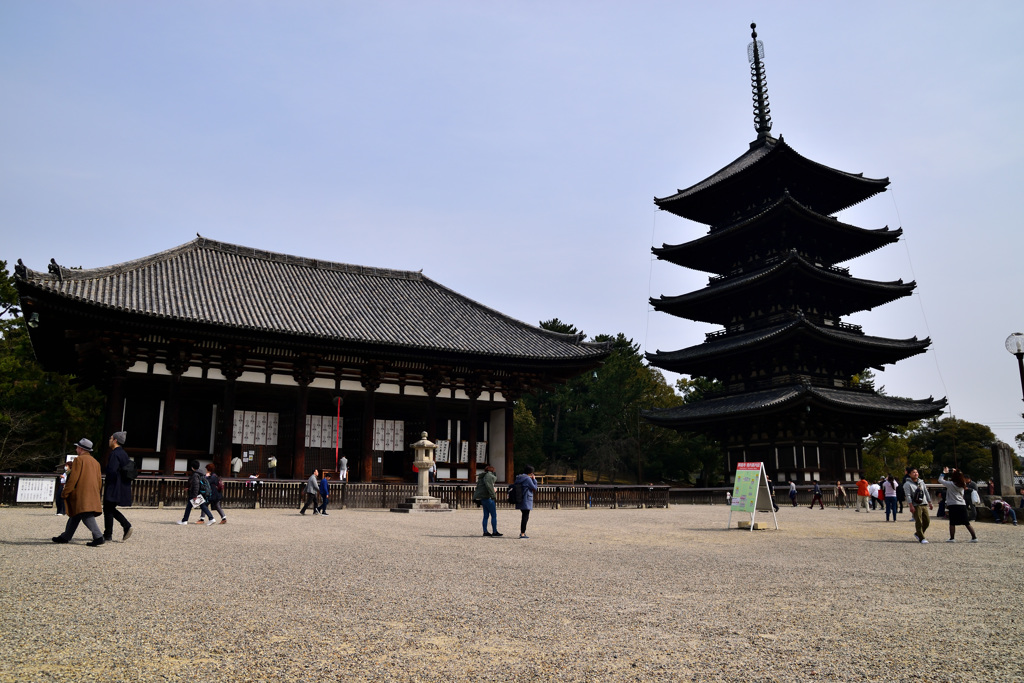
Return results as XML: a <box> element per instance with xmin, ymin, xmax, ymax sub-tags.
<box><xmin>176</xmin><ymin>520</ymin><xmax>188</xmax><ymax>525</ymax></box>
<box><xmin>969</xmin><ymin>538</ymin><xmax>979</xmax><ymax>543</ymax></box>
<box><xmin>920</xmin><ymin>539</ymin><xmax>929</xmax><ymax>544</ymax></box>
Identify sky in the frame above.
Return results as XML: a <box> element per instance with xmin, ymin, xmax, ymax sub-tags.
<box><xmin>3</xmin><ymin>2</ymin><xmax>1023</xmax><ymax>449</ymax></box>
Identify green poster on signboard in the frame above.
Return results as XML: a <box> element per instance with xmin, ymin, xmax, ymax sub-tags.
<box><xmin>731</xmin><ymin>462</ymin><xmax>761</xmax><ymax>513</ymax></box>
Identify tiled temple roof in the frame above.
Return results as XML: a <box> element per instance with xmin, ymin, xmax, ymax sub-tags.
<box><xmin>642</xmin><ymin>384</ymin><xmax>945</xmax><ymax>427</ymax></box>
<box><xmin>16</xmin><ymin>238</ymin><xmax>608</xmax><ymax>361</ymax></box>
<box><xmin>654</xmin><ymin>136</ymin><xmax>889</xmax><ymax>226</ymax></box>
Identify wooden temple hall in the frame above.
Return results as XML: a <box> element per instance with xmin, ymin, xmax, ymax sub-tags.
<box><xmin>642</xmin><ymin>25</ymin><xmax>946</xmax><ymax>483</ymax></box>
<box><xmin>14</xmin><ymin>238</ymin><xmax>609</xmax><ymax>482</ymax></box>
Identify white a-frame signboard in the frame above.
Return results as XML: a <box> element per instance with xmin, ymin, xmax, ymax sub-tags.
<box><xmin>727</xmin><ymin>462</ymin><xmax>779</xmax><ymax>531</ymax></box>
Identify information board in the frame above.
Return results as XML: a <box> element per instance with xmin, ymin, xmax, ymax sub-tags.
<box><xmin>730</xmin><ymin>462</ymin><xmax>762</xmax><ymax>513</ymax></box>
<box><xmin>17</xmin><ymin>477</ymin><xmax>56</xmax><ymax>503</ymax></box>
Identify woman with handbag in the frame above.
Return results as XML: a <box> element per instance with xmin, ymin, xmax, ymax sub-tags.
<box><xmin>937</xmin><ymin>467</ymin><xmax>978</xmax><ymax>543</ymax></box>
<box><xmin>177</xmin><ymin>460</ymin><xmax>215</xmax><ymax>525</ymax></box>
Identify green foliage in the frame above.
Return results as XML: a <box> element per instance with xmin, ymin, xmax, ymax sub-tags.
<box><xmin>862</xmin><ymin>421</ymin><xmax>932</xmax><ymax>481</ymax></box>
<box><xmin>521</xmin><ymin>321</ymin><xmax>719</xmax><ymax>484</ymax></box>
<box><xmin>0</xmin><ymin>260</ymin><xmax>104</xmax><ymax>471</ymax></box>
<box><xmin>864</xmin><ymin>417</ymin><xmax>1001</xmax><ymax>482</ymax></box>
<box><xmin>908</xmin><ymin>417</ymin><xmax>997</xmax><ymax>480</ymax></box>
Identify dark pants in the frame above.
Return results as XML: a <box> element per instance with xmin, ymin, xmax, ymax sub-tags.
<box><xmin>55</xmin><ymin>483</ymin><xmax>65</xmax><ymax>514</ymax></box>
<box><xmin>300</xmin><ymin>492</ymin><xmax>317</xmax><ymax>513</ymax></box>
<box><xmin>318</xmin><ymin>496</ymin><xmax>329</xmax><ymax>514</ymax></box>
<box><xmin>183</xmin><ymin>501</ymin><xmax>213</xmax><ymax>522</ymax></box>
<box><xmin>103</xmin><ymin>500</ymin><xmax>131</xmax><ymax>538</ymax></box>
<box><xmin>59</xmin><ymin>512</ymin><xmax>102</xmax><ymax>541</ymax></box>
<box><xmin>267</xmin><ymin>467</ymin><xmax>277</xmax><ymax>479</ymax></box>
<box><xmin>210</xmin><ymin>499</ymin><xmax>226</xmax><ymax>519</ymax></box>
<box><xmin>809</xmin><ymin>494</ymin><xmax>823</xmax><ymax>509</ymax></box>
<box><xmin>520</xmin><ymin>509</ymin><xmax>531</xmax><ymax>535</ymax></box>
<box><xmin>481</xmin><ymin>498</ymin><xmax>497</xmax><ymax>533</ymax></box>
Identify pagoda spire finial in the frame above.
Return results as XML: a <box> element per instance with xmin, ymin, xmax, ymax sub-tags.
<box><xmin>747</xmin><ymin>22</ymin><xmax>772</xmax><ymax>141</ymax></box>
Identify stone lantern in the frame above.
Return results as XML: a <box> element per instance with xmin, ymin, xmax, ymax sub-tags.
<box><xmin>390</xmin><ymin>432</ymin><xmax>452</xmax><ymax>513</ymax></box>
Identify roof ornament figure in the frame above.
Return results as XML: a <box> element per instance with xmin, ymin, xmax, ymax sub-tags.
<box><xmin>47</xmin><ymin>258</ymin><xmax>64</xmax><ymax>282</ymax></box>
<box><xmin>748</xmin><ymin>22</ymin><xmax>772</xmax><ymax>141</ymax></box>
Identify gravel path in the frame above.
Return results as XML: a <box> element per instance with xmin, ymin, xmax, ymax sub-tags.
<box><xmin>1</xmin><ymin>504</ymin><xmax>1021</xmax><ymax>682</ymax></box>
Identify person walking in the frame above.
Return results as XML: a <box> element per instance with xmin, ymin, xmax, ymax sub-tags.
<box><xmin>834</xmin><ymin>481</ymin><xmax>848</xmax><ymax>509</ymax></box>
<box><xmin>867</xmin><ymin>480</ymin><xmax>881</xmax><ymax>511</ymax></box>
<box><xmin>855</xmin><ymin>478</ymin><xmax>871</xmax><ymax>513</ymax></box>
<box><xmin>102</xmin><ymin>431</ymin><xmax>134</xmax><ymax>542</ymax></box>
<box><xmin>55</xmin><ymin>458</ymin><xmax>70</xmax><ymax>516</ymax></box>
<box><xmin>473</xmin><ymin>464</ymin><xmax>501</xmax><ymax>537</ymax></box>
<box><xmin>231</xmin><ymin>454</ymin><xmax>243</xmax><ymax>477</ymax></box>
<box><xmin>904</xmin><ymin>468</ymin><xmax>932</xmax><ymax>544</ymax></box>
<box><xmin>339</xmin><ymin>455</ymin><xmax>348</xmax><ymax>482</ymax></box>
<box><xmin>788</xmin><ymin>481</ymin><xmax>798</xmax><ymax>507</ymax></box>
<box><xmin>178</xmin><ymin>460</ymin><xmax>215</xmax><ymax>525</ymax></box>
<box><xmin>318</xmin><ymin>472</ymin><xmax>330</xmax><ymax>515</ymax></box>
<box><xmin>206</xmin><ymin>463</ymin><xmax>227</xmax><ymax>524</ymax></box>
<box><xmin>514</xmin><ymin>465</ymin><xmax>539</xmax><ymax>539</ymax></box>
<box><xmin>300</xmin><ymin>469</ymin><xmax>319</xmax><ymax>515</ymax></box>
<box><xmin>808</xmin><ymin>481</ymin><xmax>824</xmax><ymax>509</ymax></box>
<box><xmin>937</xmin><ymin>467</ymin><xmax>978</xmax><ymax>543</ymax></box>
<box><xmin>896</xmin><ymin>472</ymin><xmax>907</xmax><ymax>514</ymax></box>
<box><xmin>882</xmin><ymin>475</ymin><xmax>899</xmax><ymax>522</ymax></box>
<box><xmin>52</xmin><ymin>438</ymin><xmax>106</xmax><ymax>546</ymax></box>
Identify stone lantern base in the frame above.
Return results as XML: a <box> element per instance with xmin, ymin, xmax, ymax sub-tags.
<box><xmin>390</xmin><ymin>495</ymin><xmax>453</xmax><ymax>513</ymax></box>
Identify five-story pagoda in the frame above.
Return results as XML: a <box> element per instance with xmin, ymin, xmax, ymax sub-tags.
<box><xmin>643</xmin><ymin>24</ymin><xmax>946</xmax><ymax>483</ymax></box>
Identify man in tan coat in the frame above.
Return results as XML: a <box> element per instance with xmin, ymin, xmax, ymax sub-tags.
<box><xmin>52</xmin><ymin>438</ymin><xmax>105</xmax><ymax>546</ymax></box>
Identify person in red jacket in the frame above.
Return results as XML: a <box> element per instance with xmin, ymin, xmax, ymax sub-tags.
<box><xmin>855</xmin><ymin>478</ymin><xmax>871</xmax><ymax>513</ymax></box>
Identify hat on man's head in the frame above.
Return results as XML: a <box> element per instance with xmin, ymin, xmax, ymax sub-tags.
<box><xmin>73</xmin><ymin>438</ymin><xmax>93</xmax><ymax>452</ymax></box>
<box><xmin>111</xmin><ymin>431</ymin><xmax>127</xmax><ymax>445</ymax></box>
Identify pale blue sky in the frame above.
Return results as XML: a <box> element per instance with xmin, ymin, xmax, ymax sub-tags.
<box><xmin>3</xmin><ymin>2</ymin><xmax>1023</xmax><ymax>448</ymax></box>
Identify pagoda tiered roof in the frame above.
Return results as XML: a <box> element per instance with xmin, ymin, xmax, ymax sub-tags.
<box><xmin>650</xmin><ymin>251</ymin><xmax>915</xmax><ymax>325</ymax></box>
<box><xmin>642</xmin><ymin>384</ymin><xmax>945</xmax><ymax>430</ymax></box>
<box><xmin>15</xmin><ymin>238</ymin><xmax>609</xmax><ymax>371</ymax></box>
<box><xmin>653</xmin><ymin>192</ymin><xmax>902</xmax><ymax>274</ymax></box>
<box><xmin>646</xmin><ymin>316</ymin><xmax>930</xmax><ymax>378</ymax></box>
<box><xmin>654</xmin><ymin>136</ymin><xmax>889</xmax><ymax>227</ymax></box>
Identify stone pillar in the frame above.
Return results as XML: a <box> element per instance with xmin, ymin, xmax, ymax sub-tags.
<box><xmin>360</xmin><ymin>364</ymin><xmax>382</xmax><ymax>482</ymax></box>
<box><xmin>991</xmin><ymin>441</ymin><xmax>1017</xmax><ymax>497</ymax></box>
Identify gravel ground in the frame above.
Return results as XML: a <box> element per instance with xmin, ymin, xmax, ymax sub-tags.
<box><xmin>1</xmin><ymin>503</ymin><xmax>1021</xmax><ymax>682</ymax></box>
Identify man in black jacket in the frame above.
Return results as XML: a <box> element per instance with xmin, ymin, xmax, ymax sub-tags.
<box><xmin>103</xmin><ymin>431</ymin><xmax>134</xmax><ymax>542</ymax></box>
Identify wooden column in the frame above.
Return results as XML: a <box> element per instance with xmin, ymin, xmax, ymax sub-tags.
<box><xmin>505</xmin><ymin>403</ymin><xmax>516</xmax><ymax>484</ymax></box>
<box><xmin>219</xmin><ymin>353</ymin><xmax>244</xmax><ymax>477</ymax></box>
<box><xmin>161</xmin><ymin>373</ymin><xmax>181</xmax><ymax>475</ymax></box>
<box><xmin>423</xmin><ymin>369</ymin><xmax>443</xmax><ymax>442</ymax></box>
<box><xmin>291</xmin><ymin>357</ymin><xmax>317</xmax><ymax>479</ymax></box>
<box><xmin>465</xmin><ymin>378</ymin><xmax>481</xmax><ymax>483</ymax></box>
<box><xmin>101</xmin><ymin>364</ymin><xmax>127</xmax><ymax>467</ymax></box>
<box><xmin>360</xmin><ymin>364</ymin><xmax>382</xmax><ymax>482</ymax></box>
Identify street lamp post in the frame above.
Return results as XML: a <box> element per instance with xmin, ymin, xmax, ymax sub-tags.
<box><xmin>1005</xmin><ymin>333</ymin><xmax>1024</xmax><ymax>402</ymax></box>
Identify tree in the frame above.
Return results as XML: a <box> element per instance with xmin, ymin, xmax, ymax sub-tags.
<box><xmin>862</xmin><ymin>421</ymin><xmax>932</xmax><ymax>481</ymax></box>
<box><xmin>908</xmin><ymin>417</ymin><xmax>998</xmax><ymax>480</ymax></box>
<box><xmin>0</xmin><ymin>260</ymin><xmax>104</xmax><ymax>471</ymax></box>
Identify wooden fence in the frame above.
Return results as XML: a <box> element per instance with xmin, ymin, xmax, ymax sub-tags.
<box><xmin>0</xmin><ymin>474</ymin><xmax>670</xmax><ymax>511</ymax></box>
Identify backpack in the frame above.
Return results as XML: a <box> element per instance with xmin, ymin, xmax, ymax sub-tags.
<box><xmin>198</xmin><ymin>474</ymin><xmax>213</xmax><ymax>501</ymax></box>
<box><xmin>911</xmin><ymin>483</ymin><xmax>925</xmax><ymax>506</ymax></box>
<box><xmin>507</xmin><ymin>483</ymin><xmax>519</xmax><ymax>505</ymax></box>
<box><xmin>120</xmin><ymin>457</ymin><xmax>139</xmax><ymax>482</ymax></box>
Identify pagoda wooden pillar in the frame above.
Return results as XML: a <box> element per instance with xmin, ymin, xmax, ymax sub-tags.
<box><xmin>505</xmin><ymin>403</ymin><xmax>515</xmax><ymax>484</ymax></box>
<box><xmin>101</xmin><ymin>364</ymin><xmax>127</xmax><ymax>467</ymax></box>
<box><xmin>465</xmin><ymin>379</ymin><xmax>481</xmax><ymax>482</ymax></box>
<box><xmin>423</xmin><ymin>369</ymin><xmax>443</xmax><ymax>443</ymax></box>
<box><xmin>360</xmin><ymin>365</ymin><xmax>382</xmax><ymax>482</ymax></box>
<box><xmin>290</xmin><ymin>356</ymin><xmax>318</xmax><ymax>479</ymax></box>
<box><xmin>218</xmin><ymin>371</ymin><xmax>240</xmax><ymax>477</ymax></box>
<box><xmin>160</xmin><ymin>373</ymin><xmax>181</xmax><ymax>475</ymax></box>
